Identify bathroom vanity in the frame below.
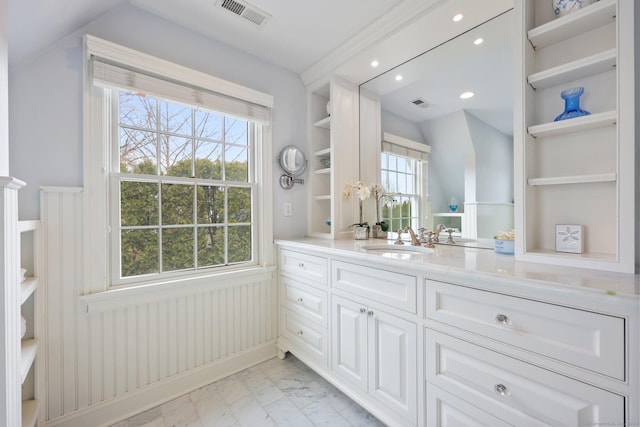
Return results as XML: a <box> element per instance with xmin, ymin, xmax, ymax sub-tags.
<box><xmin>275</xmin><ymin>238</ymin><xmax>639</xmax><ymax>427</ymax></box>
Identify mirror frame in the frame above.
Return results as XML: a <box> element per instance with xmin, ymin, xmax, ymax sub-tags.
<box><xmin>278</xmin><ymin>145</ymin><xmax>307</xmax><ymax>177</ymax></box>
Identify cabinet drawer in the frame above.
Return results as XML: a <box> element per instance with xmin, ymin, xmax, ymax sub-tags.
<box><xmin>332</xmin><ymin>260</ymin><xmax>417</xmax><ymax>313</ymax></box>
<box><xmin>279</xmin><ymin>250</ymin><xmax>328</xmax><ymax>286</ymax></box>
<box><xmin>281</xmin><ymin>308</ymin><xmax>328</xmax><ymax>366</ymax></box>
<box><xmin>425</xmin><ymin>280</ymin><xmax>625</xmax><ymax>380</ymax></box>
<box><xmin>426</xmin><ymin>383</ymin><xmax>511</xmax><ymax>427</ymax></box>
<box><xmin>426</xmin><ymin>330</ymin><xmax>624</xmax><ymax>427</ymax></box>
<box><xmin>281</xmin><ymin>277</ymin><xmax>328</xmax><ymax>327</ymax></box>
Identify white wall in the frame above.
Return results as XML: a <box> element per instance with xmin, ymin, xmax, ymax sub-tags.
<box><xmin>8</xmin><ymin>3</ymin><xmax>308</xmax><ymax>239</ymax></box>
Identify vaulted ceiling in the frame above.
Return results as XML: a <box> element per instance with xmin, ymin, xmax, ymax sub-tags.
<box><xmin>8</xmin><ymin>0</ymin><xmax>402</xmax><ymax>72</ymax></box>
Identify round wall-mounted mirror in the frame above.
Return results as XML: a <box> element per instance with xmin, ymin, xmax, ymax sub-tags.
<box><xmin>278</xmin><ymin>145</ymin><xmax>307</xmax><ymax>177</ymax></box>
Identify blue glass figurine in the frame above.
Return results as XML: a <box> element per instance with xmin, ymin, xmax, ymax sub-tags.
<box><xmin>554</xmin><ymin>87</ymin><xmax>590</xmax><ymax>121</ymax></box>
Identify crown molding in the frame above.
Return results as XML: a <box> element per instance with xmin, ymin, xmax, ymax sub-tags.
<box><xmin>300</xmin><ymin>0</ymin><xmax>446</xmax><ymax>88</ymax></box>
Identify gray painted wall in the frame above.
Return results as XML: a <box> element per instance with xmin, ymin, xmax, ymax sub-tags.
<box><xmin>8</xmin><ymin>3</ymin><xmax>308</xmax><ymax>239</ymax></box>
<box><xmin>465</xmin><ymin>111</ymin><xmax>513</xmax><ymax>203</ymax></box>
<box><xmin>0</xmin><ymin>0</ymin><xmax>7</xmax><ymax>175</ymax></box>
<box><xmin>420</xmin><ymin>110</ymin><xmax>471</xmax><ymax>214</ymax></box>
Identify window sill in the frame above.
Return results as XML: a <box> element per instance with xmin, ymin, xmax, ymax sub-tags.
<box><xmin>79</xmin><ymin>265</ymin><xmax>277</xmax><ymax>314</ymax></box>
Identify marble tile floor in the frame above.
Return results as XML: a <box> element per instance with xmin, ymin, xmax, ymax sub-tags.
<box><xmin>111</xmin><ymin>354</ymin><xmax>387</xmax><ymax>427</ymax></box>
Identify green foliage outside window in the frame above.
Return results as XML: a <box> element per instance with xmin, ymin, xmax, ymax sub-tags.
<box><xmin>117</xmin><ymin>91</ymin><xmax>254</xmax><ymax>280</ymax></box>
<box><xmin>382</xmin><ymin>200</ymin><xmax>412</xmax><ymax>233</ymax></box>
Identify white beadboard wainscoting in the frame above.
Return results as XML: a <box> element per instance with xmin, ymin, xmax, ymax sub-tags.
<box><xmin>40</xmin><ymin>187</ymin><xmax>279</xmax><ymax>427</ymax></box>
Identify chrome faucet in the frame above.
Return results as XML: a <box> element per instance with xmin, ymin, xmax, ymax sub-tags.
<box><xmin>403</xmin><ymin>226</ymin><xmax>421</xmax><ymax>246</ymax></box>
<box><xmin>434</xmin><ymin>223</ymin><xmax>446</xmax><ymax>243</ymax></box>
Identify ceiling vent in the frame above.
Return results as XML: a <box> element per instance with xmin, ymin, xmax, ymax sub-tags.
<box><xmin>411</xmin><ymin>98</ymin><xmax>431</xmax><ymax>109</ymax></box>
<box><xmin>216</xmin><ymin>0</ymin><xmax>271</xmax><ymax>27</ymax></box>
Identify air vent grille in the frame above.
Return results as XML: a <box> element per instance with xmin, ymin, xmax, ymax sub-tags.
<box><xmin>411</xmin><ymin>98</ymin><xmax>431</xmax><ymax>109</ymax></box>
<box><xmin>217</xmin><ymin>0</ymin><xmax>271</xmax><ymax>27</ymax></box>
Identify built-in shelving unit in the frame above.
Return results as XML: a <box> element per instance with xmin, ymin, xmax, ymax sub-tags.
<box><xmin>18</xmin><ymin>220</ymin><xmax>41</xmax><ymax>427</ymax></box>
<box><xmin>307</xmin><ymin>76</ymin><xmax>360</xmax><ymax>239</ymax></box>
<box><xmin>514</xmin><ymin>0</ymin><xmax>636</xmax><ymax>273</ymax></box>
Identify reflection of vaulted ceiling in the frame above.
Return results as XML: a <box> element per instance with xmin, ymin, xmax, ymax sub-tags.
<box><xmin>362</xmin><ymin>10</ymin><xmax>514</xmax><ymax>136</ymax></box>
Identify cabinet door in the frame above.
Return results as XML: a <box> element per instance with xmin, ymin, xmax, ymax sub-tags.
<box><xmin>331</xmin><ymin>295</ymin><xmax>367</xmax><ymax>391</ymax></box>
<box><xmin>368</xmin><ymin>307</ymin><xmax>417</xmax><ymax>425</ymax></box>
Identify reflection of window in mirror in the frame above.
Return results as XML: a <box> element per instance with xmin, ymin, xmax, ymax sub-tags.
<box><xmin>381</xmin><ymin>152</ymin><xmax>423</xmax><ymax>232</ymax></box>
<box><xmin>380</xmin><ymin>133</ymin><xmax>430</xmax><ymax>232</ymax></box>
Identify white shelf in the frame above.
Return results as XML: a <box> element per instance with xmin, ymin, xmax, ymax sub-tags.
<box><xmin>528</xmin><ymin>110</ymin><xmax>617</xmax><ymax>138</ymax></box>
<box><xmin>432</xmin><ymin>212</ymin><xmax>463</xmax><ymax>217</ymax></box>
<box><xmin>22</xmin><ymin>399</ymin><xmax>39</xmax><ymax>427</ymax></box>
<box><xmin>524</xmin><ymin>248</ymin><xmax>617</xmax><ymax>263</ymax></box>
<box><xmin>20</xmin><ymin>277</ymin><xmax>39</xmax><ymax>305</ymax></box>
<box><xmin>314</xmin><ymin>148</ymin><xmax>331</xmax><ymax>157</ymax></box>
<box><xmin>314</xmin><ymin>117</ymin><xmax>331</xmax><ymax>129</ymax></box>
<box><xmin>527</xmin><ymin>48</ymin><xmax>616</xmax><ymax>90</ymax></box>
<box><xmin>528</xmin><ymin>173</ymin><xmax>617</xmax><ymax>187</ymax></box>
<box><xmin>314</xmin><ymin>195</ymin><xmax>331</xmax><ymax>200</ymax></box>
<box><xmin>314</xmin><ymin>168</ymin><xmax>331</xmax><ymax>175</ymax></box>
<box><xmin>18</xmin><ymin>220</ymin><xmax>39</xmax><ymax>233</ymax></box>
<box><xmin>20</xmin><ymin>339</ymin><xmax>38</xmax><ymax>384</ymax></box>
<box><xmin>527</xmin><ymin>0</ymin><xmax>616</xmax><ymax>49</ymax></box>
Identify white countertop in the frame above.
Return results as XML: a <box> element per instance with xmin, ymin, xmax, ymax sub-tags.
<box><xmin>274</xmin><ymin>238</ymin><xmax>640</xmax><ymax>300</ymax></box>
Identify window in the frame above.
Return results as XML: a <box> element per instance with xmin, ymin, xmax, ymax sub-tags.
<box><xmin>85</xmin><ymin>35</ymin><xmax>273</xmax><ymax>289</ymax></box>
<box><xmin>380</xmin><ymin>152</ymin><xmax>421</xmax><ymax>232</ymax></box>
<box><xmin>379</xmin><ymin>133</ymin><xmax>430</xmax><ymax>234</ymax></box>
<box><xmin>115</xmin><ymin>91</ymin><xmax>256</xmax><ymax>282</ymax></box>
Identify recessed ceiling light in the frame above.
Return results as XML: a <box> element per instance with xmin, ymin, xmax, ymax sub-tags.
<box><xmin>395</xmin><ymin>75</ymin><xmax>403</xmax><ymax>81</ymax></box>
<box><xmin>460</xmin><ymin>91</ymin><xmax>475</xmax><ymax>99</ymax></box>
<box><xmin>371</xmin><ymin>60</ymin><xmax>379</xmax><ymax>68</ymax></box>
<box><xmin>452</xmin><ymin>13</ymin><xmax>464</xmax><ymax>22</ymax></box>
<box><xmin>474</xmin><ymin>38</ymin><xmax>484</xmax><ymax>45</ymax></box>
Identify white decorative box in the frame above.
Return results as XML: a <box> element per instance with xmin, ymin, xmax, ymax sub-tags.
<box><xmin>555</xmin><ymin>224</ymin><xmax>584</xmax><ymax>253</ymax></box>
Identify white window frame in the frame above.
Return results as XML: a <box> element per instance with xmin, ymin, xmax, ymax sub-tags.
<box><xmin>83</xmin><ymin>35</ymin><xmax>274</xmax><ymax>295</ymax></box>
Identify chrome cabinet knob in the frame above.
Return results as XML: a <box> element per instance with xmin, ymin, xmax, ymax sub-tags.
<box><xmin>494</xmin><ymin>383</ymin><xmax>508</xmax><ymax>395</ymax></box>
<box><xmin>495</xmin><ymin>314</ymin><xmax>509</xmax><ymax>325</ymax></box>
<box><xmin>359</xmin><ymin>308</ymin><xmax>367</xmax><ymax>314</ymax></box>
<box><xmin>297</xmin><ymin>297</ymin><xmax>304</xmax><ymax>303</ymax></box>
<box><xmin>297</xmin><ymin>330</ymin><xmax>304</xmax><ymax>336</ymax></box>
<box><xmin>367</xmin><ymin>310</ymin><xmax>374</xmax><ymax>317</ymax></box>
<box><xmin>298</xmin><ymin>263</ymin><xmax>305</xmax><ymax>269</ymax></box>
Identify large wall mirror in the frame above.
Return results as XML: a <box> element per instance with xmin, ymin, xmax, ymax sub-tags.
<box><xmin>359</xmin><ymin>9</ymin><xmax>514</xmax><ymax>245</ymax></box>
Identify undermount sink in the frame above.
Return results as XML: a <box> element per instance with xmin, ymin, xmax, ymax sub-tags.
<box><xmin>361</xmin><ymin>244</ymin><xmax>434</xmax><ymax>255</ymax></box>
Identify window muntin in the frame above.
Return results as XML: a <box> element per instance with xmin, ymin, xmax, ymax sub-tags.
<box><xmin>114</xmin><ymin>91</ymin><xmax>256</xmax><ymax>284</ymax></box>
<box><xmin>381</xmin><ymin>152</ymin><xmax>420</xmax><ymax>232</ymax></box>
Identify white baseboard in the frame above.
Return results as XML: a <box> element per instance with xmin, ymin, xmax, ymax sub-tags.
<box><xmin>44</xmin><ymin>342</ymin><xmax>277</xmax><ymax>427</ymax></box>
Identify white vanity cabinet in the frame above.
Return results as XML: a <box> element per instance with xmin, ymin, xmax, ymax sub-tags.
<box><xmin>276</xmin><ymin>240</ymin><xmax>638</xmax><ymax>427</ymax></box>
<box><xmin>424</xmin><ymin>278</ymin><xmax>629</xmax><ymax>426</ymax></box>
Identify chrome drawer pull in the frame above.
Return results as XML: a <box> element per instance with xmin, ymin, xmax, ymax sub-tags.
<box><xmin>368</xmin><ymin>310</ymin><xmax>374</xmax><ymax>317</ymax></box>
<box><xmin>494</xmin><ymin>383</ymin><xmax>508</xmax><ymax>396</ymax></box>
<box><xmin>297</xmin><ymin>297</ymin><xmax>304</xmax><ymax>303</ymax></box>
<box><xmin>298</xmin><ymin>263</ymin><xmax>305</xmax><ymax>269</ymax></box>
<box><xmin>495</xmin><ymin>314</ymin><xmax>509</xmax><ymax>325</ymax></box>
<box><xmin>297</xmin><ymin>330</ymin><xmax>304</xmax><ymax>336</ymax></box>
<box><xmin>359</xmin><ymin>308</ymin><xmax>367</xmax><ymax>314</ymax></box>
